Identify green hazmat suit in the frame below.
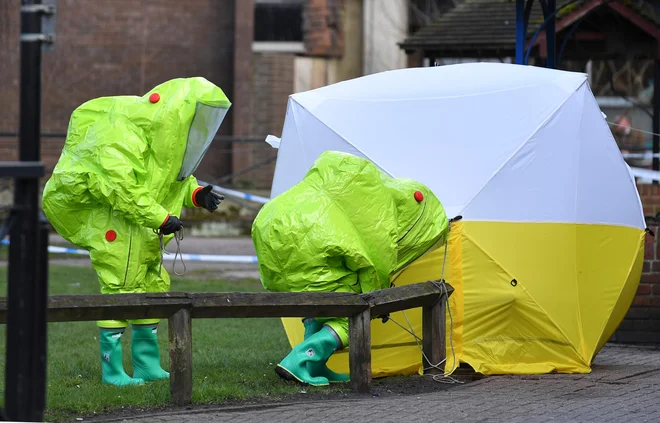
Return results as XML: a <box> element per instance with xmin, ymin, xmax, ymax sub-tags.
<box><xmin>251</xmin><ymin>150</ymin><xmax>449</xmax><ymax>350</ymax></box>
<box><xmin>43</xmin><ymin>77</ymin><xmax>231</xmax><ymax>330</ymax></box>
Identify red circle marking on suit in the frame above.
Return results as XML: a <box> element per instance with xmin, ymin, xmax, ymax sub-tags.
<box><xmin>149</xmin><ymin>93</ymin><xmax>160</xmax><ymax>103</ymax></box>
<box><xmin>105</xmin><ymin>230</ymin><xmax>117</xmax><ymax>242</ymax></box>
<box><xmin>414</xmin><ymin>191</ymin><xmax>424</xmax><ymax>202</ymax></box>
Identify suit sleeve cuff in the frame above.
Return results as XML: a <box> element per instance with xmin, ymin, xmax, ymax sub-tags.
<box><xmin>160</xmin><ymin>214</ymin><xmax>170</xmax><ymax>228</ymax></box>
<box><xmin>191</xmin><ymin>186</ymin><xmax>203</xmax><ymax>207</ymax></box>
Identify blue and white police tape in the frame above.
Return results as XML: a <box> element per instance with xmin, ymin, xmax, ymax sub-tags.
<box><xmin>0</xmin><ymin>239</ymin><xmax>259</xmax><ymax>263</ymax></box>
<box><xmin>622</xmin><ymin>153</ymin><xmax>660</xmax><ymax>159</ymax></box>
<box><xmin>162</xmin><ymin>253</ymin><xmax>258</xmax><ymax>264</ymax></box>
<box><xmin>1</xmin><ymin>239</ymin><xmax>93</xmax><ymax>256</ymax></box>
<box><xmin>630</xmin><ymin>166</ymin><xmax>660</xmax><ymax>182</ymax></box>
<box><xmin>197</xmin><ymin>180</ymin><xmax>270</xmax><ymax>204</ymax></box>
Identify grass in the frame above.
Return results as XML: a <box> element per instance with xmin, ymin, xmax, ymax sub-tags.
<box><xmin>0</xmin><ymin>263</ymin><xmax>348</xmax><ymax>421</ymax></box>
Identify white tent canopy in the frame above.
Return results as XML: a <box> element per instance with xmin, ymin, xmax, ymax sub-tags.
<box><xmin>270</xmin><ymin>63</ymin><xmax>644</xmax><ymax>230</ymax></box>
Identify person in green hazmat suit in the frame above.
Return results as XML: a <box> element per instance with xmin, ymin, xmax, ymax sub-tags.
<box><xmin>42</xmin><ymin>77</ymin><xmax>230</xmax><ymax>387</ymax></box>
<box><xmin>251</xmin><ymin>150</ymin><xmax>449</xmax><ymax>386</ymax></box>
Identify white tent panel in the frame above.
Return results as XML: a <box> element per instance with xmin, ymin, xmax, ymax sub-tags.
<box><xmin>460</xmin><ymin>81</ymin><xmax>644</xmax><ymax>229</ymax></box>
<box><xmin>460</xmin><ymin>83</ymin><xmax>585</xmax><ymax>223</ymax></box>
<box><xmin>292</xmin><ymin>62</ymin><xmax>585</xmax><ymax>103</ymax></box>
<box><xmin>291</xmin><ymin>67</ymin><xmax>584</xmax><ymax>218</ymax></box>
<box><xmin>574</xmin><ymin>85</ymin><xmax>645</xmax><ymax>229</ymax></box>
<box><xmin>271</xmin><ymin>101</ymin><xmax>374</xmax><ymax>198</ymax></box>
<box><xmin>272</xmin><ymin>63</ymin><xmax>642</xmax><ymax>228</ymax></box>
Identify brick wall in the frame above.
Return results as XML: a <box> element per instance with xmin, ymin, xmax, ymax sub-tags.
<box><xmin>612</xmin><ymin>184</ymin><xmax>660</xmax><ymax>343</ymax></box>
<box><xmin>232</xmin><ymin>0</ymin><xmax>255</xmax><ymax>180</ymax></box>
<box><xmin>639</xmin><ymin>184</ymin><xmax>660</xmax><ymax>217</ymax></box>
<box><xmin>240</xmin><ymin>52</ymin><xmax>296</xmax><ymax>190</ymax></box>
<box><xmin>1</xmin><ymin>0</ymin><xmax>348</xmax><ymax>191</ymax></box>
<box><xmin>0</xmin><ymin>0</ymin><xmax>236</xmax><ymax>178</ymax></box>
<box><xmin>228</xmin><ymin>0</ymin><xmax>346</xmax><ymax>191</ymax></box>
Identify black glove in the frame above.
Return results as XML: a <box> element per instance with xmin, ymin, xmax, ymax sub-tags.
<box><xmin>195</xmin><ymin>185</ymin><xmax>224</xmax><ymax>212</ymax></box>
<box><xmin>160</xmin><ymin>215</ymin><xmax>183</xmax><ymax>235</ymax></box>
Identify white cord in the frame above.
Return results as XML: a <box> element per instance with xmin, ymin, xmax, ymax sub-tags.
<box><xmin>172</xmin><ymin>228</ymin><xmax>186</xmax><ymax>276</ymax></box>
<box><xmin>607</xmin><ymin>120</ymin><xmax>660</xmax><ymax>138</ymax></box>
<box><xmin>155</xmin><ymin>229</ymin><xmax>165</xmax><ymax>277</ymax></box>
<box><xmin>154</xmin><ymin>227</ymin><xmax>186</xmax><ymax>277</ymax></box>
<box><xmin>387</xmin><ymin>219</ymin><xmax>463</xmax><ymax>384</ymax></box>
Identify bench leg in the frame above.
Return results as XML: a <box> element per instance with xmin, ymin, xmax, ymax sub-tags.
<box><xmin>169</xmin><ymin>308</ymin><xmax>193</xmax><ymax>406</ymax></box>
<box><xmin>349</xmin><ymin>309</ymin><xmax>371</xmax><ymax>393</ymax></box>
<box><xmin>422</xmin><ymin>297</ymin><xmax>447</xmax><ymax>375</ymax></box>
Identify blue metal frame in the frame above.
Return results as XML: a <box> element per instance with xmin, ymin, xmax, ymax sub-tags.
<box><xmin>515</xmin><ymin>0</ymin><xmax>526</xmax><ymax>64</ymax></box>
<box><xmin>546</xmin><ymin>0</ymin><xmax>557</xmax><ymax>68</ymax></box>
<box><xmin>515</xmin><ymin>0</ymin><xmax>558</xmax><ymax>68</ymax></box>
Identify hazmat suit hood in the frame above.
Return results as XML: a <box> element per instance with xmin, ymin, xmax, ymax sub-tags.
<box><xmin>43</xmin><ymin>77</ymin><xmax>231</xmax><ymax>295</ymax></box>
<box><xmin>252</xmin><ymin>150</ymin><xmax>449</xmax><ymax>295</ymax></box>
<box><xmin>386</xmin><ymin>178</ymin><xmax>448</xmax><ymax>273</ymax></box>
<box><xmin>142</xmin><ymin>78</ymin><xmax>231</xmax><ymax>181</ymax></box>
<box><xmin>63</xmin><ymin>77</ymin><xmax>231</xmax><ymax>184</ymax></box>
<box><xmin>75</xmin><ymin>77</ymin><xmax>231</xmax><ymax>181</ymax></box>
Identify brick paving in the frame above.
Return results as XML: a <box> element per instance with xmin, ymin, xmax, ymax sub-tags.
<box><xmin>94</xmin><ymin>344</ymin><xmax>660</xmax><ymax>423</ymax></box>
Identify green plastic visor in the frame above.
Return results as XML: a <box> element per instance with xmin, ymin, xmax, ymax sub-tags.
<box><xmin>178</xmin><ymin>102</ymin><xmax>229</xmax><ymax>181</ymax></box>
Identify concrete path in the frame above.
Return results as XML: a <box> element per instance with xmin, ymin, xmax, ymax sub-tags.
<box><xmin>92</xmin><ymin>344</ymin><xmax>660</xmax><ymax>422</ymax></box>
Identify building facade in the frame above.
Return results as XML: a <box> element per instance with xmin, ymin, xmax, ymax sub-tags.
<box><xmin>0</xmin><ymin>0</ymin><xmax>239</xmax><ymax>180</ymax></box>
<box><xmin>0</xmin><ymin>0</ymin><xmax>413</xmax><ymax>193</ymax></box>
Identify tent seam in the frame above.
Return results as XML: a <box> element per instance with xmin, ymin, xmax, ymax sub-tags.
<box><xmin>462</xmin><ymin>228</ymin><xmax>586</xmax><ymax>364</ymax></box>
<box><xmin>574</xmin><ymin>84</ymin><xmax>587</xmax><ymax>364</ymax></box>
<box><xmin>270</xmin><ymin>100</ymin><xmax>305</xmax><ymax>198</ymax></box>
<box><xmin>460</xmin><ymin>218</ymin><xmax>643</xmax><ymax>230</ymax></box>
<box><xmin>459</xmin><ymin>81</ymin><xmax>587</xmax><ymax>217</ymax></box>
<box><xmin>628</xmin><ymin>165</ymin><xmax>647</xmax><ymax>227</ymax></box>
<box><xmin>584</xmin><ymin>81</ymin><xmax>645</xmax><ymax>230</ymax></box>
<box><xmin>592</xmin><ymin>230</ymin><xmax>646</xmax><ymax>358</ymax></box>
<box><xmin>290</xmin><ymin>98</ymin><xmax>307</xmax><ymax>160</ymax></box>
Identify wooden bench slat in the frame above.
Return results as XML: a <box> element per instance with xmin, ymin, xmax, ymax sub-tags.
<box><xmin>362</xmin><ymin>281</ymin><xmax>453</xmax><ymax>316</ymax></box>
<box><xmin>191</xmin><ymin>292</ymin><xmax>369</xmax><ymax>318</ymax></box>
<box><xmin>190</xmin><ymin>306</ymin><xmax>369</xmax><ymax>318</ymax></box>
<box><xmin>0</xmin><ymin>282</ymin><xmax>453</xmax><ymax>323</ymax></box>
<box><xmin>45</xmin><ymin>307</ymin><xmax>185</xmax><ymax>323</ymax></box>
<box><xmin>0</xmin><ymin>281</ymin><xmax>454</xmax><ymax>399</ymax></box>
<box><xmin>0</xmin><ymin>293</ymin><xmax>192</xmax><ymax>323</ymax></box>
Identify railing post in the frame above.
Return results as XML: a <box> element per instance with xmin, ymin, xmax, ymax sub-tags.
<box><xmin>168</xmin><ymin>308</ymin><xmax>192</xmax><ymax>405</ymax></box>
<box><xmin>348</xmin><ymin>309</ymin><xmax>371</xmax><ymax>393</ymax></box>
<box><xmin>5</xmin><ymin>1</ymin><xmax>49</xmax><ymax>420</ymax></box>
<box><xmin>422</xmin><ymin>295</ymin><xmax>447</xmax><ymax>375</ymax></box>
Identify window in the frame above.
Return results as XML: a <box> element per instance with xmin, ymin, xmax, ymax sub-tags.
<box><xmin>254</xmin><ymin>0</ymin><xmax>305</xmax><ymax>52</ymax></box>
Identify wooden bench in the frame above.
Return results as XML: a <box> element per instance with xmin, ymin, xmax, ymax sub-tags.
<box><xmin>0</xmin><ymin>280</ymin><xmax>453</xmax><ymax>405</ymax></box>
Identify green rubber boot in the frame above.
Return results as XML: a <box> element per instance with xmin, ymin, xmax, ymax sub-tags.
<box><xmin>276</xmin><ymin>326</ymin><xmax>343</xmax><ymax>386</ymax></box>
<box><xmin>131</xmin><ymin>324</ymin><xmax>170</xmax><ymax>382</ymax></box>
<box><xmin>303</xmin><ymin>318</ymin><xmax>350</xmax><ymax>383</ymax></box>
<box><xmin>100</xmin><ymin>329</ymin><xmax>145</xmax><ymax>386</ymax></box>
